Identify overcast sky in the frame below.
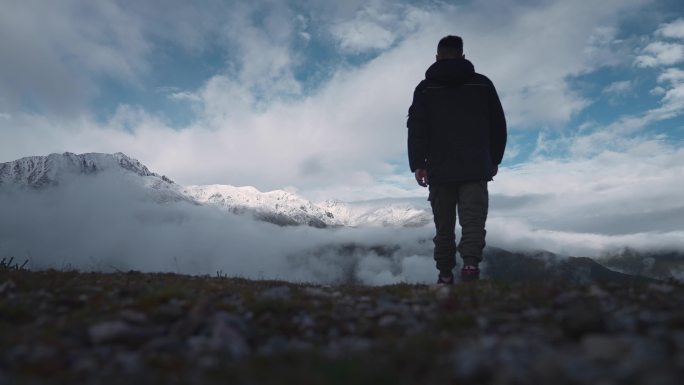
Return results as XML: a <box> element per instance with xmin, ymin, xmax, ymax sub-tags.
<box><xmin>1</xmin><ymin>0</ymin><xmax>683</xmax><ymax>249</ymax></box>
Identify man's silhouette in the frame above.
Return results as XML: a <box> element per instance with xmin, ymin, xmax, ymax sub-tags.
<box><xmin>407</xmin><ymin>35</ymin><xmax>507</xmax><ymax>283</ymax></box>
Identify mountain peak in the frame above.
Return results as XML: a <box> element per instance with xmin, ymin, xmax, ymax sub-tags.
<box><xmin>0</xmin><ymin>152</ymin><xmax>161</xmax><ymax>188</ymax></box>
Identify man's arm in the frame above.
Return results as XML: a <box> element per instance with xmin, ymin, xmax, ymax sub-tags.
<box><xmin>489</xmin><ymin>83</ymin><xmax>507</xmax><ymax>168</ymax></box>
<box><xmin>407</xmin><ymin>85</ymin><xmax>429</xmax><ymax>176</ymax></box>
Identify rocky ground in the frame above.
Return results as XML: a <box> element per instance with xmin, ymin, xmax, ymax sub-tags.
<box><xmin>1</xmin><ymin>264</ymin><xmax>684</xmax><ymax>385</ymax></box>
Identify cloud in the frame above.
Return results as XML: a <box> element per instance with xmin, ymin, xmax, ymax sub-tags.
<box><xmin>0</xmin><ymin>0</ymin><xmax>149</xmax><ymax>114</ymax></box>
<box><xmin>658</xmin><ymin>67</ymin><xmax>684</xmax><ymax>84</ymax></box>
<box><xmin>329</xmin><ymin>3</ymin><xmax>427</xmax><ymax>53</ymax></box>
<box><xmin>0</xmin><ymin>171</ymin><xmax>439</xmax><ymax>284</ymax></box>
<box><xmin>168</xmin><ymin>91</ymin><xmax>202</xmax><ymax>103</ymax></box>
<box><xmin>602</xmin><ymin>80</ymin><xmax>633</xmax><ymax>94</ymax></box>
<box><xmin>635</xmin><ymin>41</ymin><xmax>684</xmax><ymax>67</ymax></box>
<box><xmin>656</xmin><ymin>18</ymin><xmax>684</xmax><ymax>39</ymax></box>
<box><xmin>1</xmin><ymin>170</ymin><xmax>682</xmax><ymax>286</ymax></box>
<box><xmin>456</xmin><ymin>1</ymin><xmax>646</xmax><ymax>128</ymax></box>
<box><xmin>492</xmin><ymin>137</ymin><xmax>684</xmax><ymax>243</ymax></box>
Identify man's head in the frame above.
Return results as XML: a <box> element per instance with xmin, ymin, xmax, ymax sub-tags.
<box><xmin>436</xmin><ymin>35</ymin><xmax>464</xmax><ymax>61</ymax></box>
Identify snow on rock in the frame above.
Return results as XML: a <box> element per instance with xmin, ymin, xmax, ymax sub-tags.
<box><xmin>319</xmin><ymin>199</ymin><xmax>432</xmax><ymax>228</ymax></box>
<box><xmin>0</xmin><ymin>152</ymin><xmax>163</xmax><ymax>188</ymax></box>
<box><xmin>184</xmin><ymin>185</ymin><xmax>339</xmax><ymax>227</ymax></box>
<box><xmin>0</xmin><ymin>152</ymin><xmax>189</xmax><ymax>203</ymax></box>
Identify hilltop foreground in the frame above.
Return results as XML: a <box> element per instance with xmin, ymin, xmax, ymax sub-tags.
<box><xmin>1</xmin><ymin>268</ymin><xmax>683</xmax><ymax>385</ymax></box>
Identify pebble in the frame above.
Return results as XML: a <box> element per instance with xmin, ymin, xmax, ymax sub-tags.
<box><xmin>560</xmin><ymin>302</ymin><xmax>606</xmax><ymax>339</ymax></box>
<box><xmin>581</xmin><ymin>334</ymin><xmax>630</xmax><ymax>362</ymax></box>
<box><xmin>0</xmin><ymin>279</ymin><xmax>16</xmax><ymax>295</ymax></box>
<box><xmin>303</xmin><ymin>287</ymin><xmax>330</xmax><ymax>297</ymax></box>
<box><xmin>114</xmin><ymin>351</ymin><xmax>141</xmax><ymax>373</ymax></box>
<box><xmin>260</xmin><ymin>286</ymin><xmax>292</xmax><ymax>301</ymax></box>
<box><xmin>188</xmin><ymin>312</ymin><xmax>249</xmax><ymax>358</ymax></box>
<box><xmin>648</xmin><ymin>283</ymin><xmax>674</xmax><ymax>294</ymax></box>
<box><xmin>88</xmin><ymin>321</ymin><xmax>132</xmax><ymax>344</ymax></box>
<box><xmin>378</xmin><ymin>314</ymin><xmax>397</xmax><ymax>327</ymax></box>
<box><xmin>119</xmin><ymin>309</ymin><xmax>147</xmax><ymax>324</ymax></box>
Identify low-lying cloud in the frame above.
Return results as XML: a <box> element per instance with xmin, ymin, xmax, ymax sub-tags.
<box><xmin>2</xmin><ymin>171</ymin><xmax>683</xmax><ymax>285</ymax></box>
<box><xmin>0</xmin><ymin>173</ymin><xmax>437</xmax><ymax>285</ymax></box>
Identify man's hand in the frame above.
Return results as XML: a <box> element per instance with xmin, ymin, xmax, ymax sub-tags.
<box><xmin>414</xmin><ymin>168</ymin><xmax>428</xmax><ymax>187</ymax></box>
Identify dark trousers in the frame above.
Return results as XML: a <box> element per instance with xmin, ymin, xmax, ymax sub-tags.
<box><xmin>429</xmin><ymin>181</ymin><xmax>489</xmax><ymax>274</ymax></box>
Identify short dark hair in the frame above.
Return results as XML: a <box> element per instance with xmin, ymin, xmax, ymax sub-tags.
<box><xmin>437</xmin><ymin>35</ymin><xmax>463</xmax><ymax>57</ymax></box>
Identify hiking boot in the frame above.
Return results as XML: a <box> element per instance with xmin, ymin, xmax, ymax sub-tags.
<box><xmin>460</xmin><ymin>265</ymin><xmax>480</xmax><ymax>282</ymax></box>
<box><xmin>437</xmin><ymin>273</ymin><xmax>454</xmax><ymax>285</ymax></box>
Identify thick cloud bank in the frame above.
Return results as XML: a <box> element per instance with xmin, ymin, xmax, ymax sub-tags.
<box><xmin>0</xmin><ymin>173</ymin><xmax>437</xmax><ymax>285</ymax></box>
<box><xmin>2</xmin><ymin>171</ymin><xmax>683</xmax><ymax>285</ymax></box>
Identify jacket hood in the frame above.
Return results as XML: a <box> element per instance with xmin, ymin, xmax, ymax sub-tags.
<box><xmin>425</xmin><ymin>58</ymin><xmax>475</xmax><ymax>85</ymax></box>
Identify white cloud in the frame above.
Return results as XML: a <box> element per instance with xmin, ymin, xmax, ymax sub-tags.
<box><xmin>331</xmin><ymin>18</ymin><xmax>395</xmax><ymax>53</ymax></box>
<box><xmin>169</xmin><ymin>91</ymin><xmax>202</xmax><ymax>102</ymax></box>
<box><xmin>493</xmin><ymin>140</ymin><xmax>684</xmax><ymax>239</ymax></box>
<box><xmin>603</xmin><ymin>80</ymin><xmax>633</xmax><ymax>94</ymax></box>
<box><xmin>656</xmin><ymin>18</ymin><xmax>684</xmax><ymax>39</ymax></box>
<box><xmin>651</xmin><ymin>86</ymin><xmax>667</xmax><ymax>95</ymax></box>
<box><xmin>635</xmin><ymin>41</ymin><xmax>684</xmax><ymax>67</ymax></box>
<box><xmin>460</xmin><ymin>1</ymin><xmax>645</xmax><ymax>128</ymax></box>
<box><xmin>658</xmin><ymin>67</ymin><xmax>684</xmax><ymax>84</ymax></box>
<box><xmin>0</xmin><ymin>0</ymin><xmax>149</xmax><ymax>113</ymax></box>
<box><xmin>329</xmin><ymin>2</ymin><xmax>428</xmax><ymax>53</ymax></box>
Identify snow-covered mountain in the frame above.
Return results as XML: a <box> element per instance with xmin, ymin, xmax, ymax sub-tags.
<box><xmin>0</xmin><ymin>152</ymin><xmax>158</xmax><ymax>186</ymax></box>
<box><xmin>0</xmin><ymin>152</ymin><xmax>190</xmax><ymax>203</ymax></box>
<box><xmin>322</xmin><ymin>199</ymin><xmax>431</xmax><ymax>227</ymax></box>
<box><xmin>0</xmin><ymin>152</ymin><xmax>432</xmax><ymax>228</ymax></box>
<box><xmin>184</xmin><ymin>185</ymin><xmax>338</xmax><ymax>228</ymax></box>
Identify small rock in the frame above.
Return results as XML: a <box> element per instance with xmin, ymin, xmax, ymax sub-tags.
<box><xmin>89</xmin><ymin>321</ymin><xmax>131</xmax><ymax>344</ymax></box>
<box><xmin>553</xmin><ymin>290</ymin><xmax>580</xmax><ymax>307</ymax></box>
<box><xmin>326</xmin><ymin>337</ymin><xmax>372</xmax><ymax>357</ymax></box>
<box><xmin>120</xmin><ymin>309</ymin><xmax>147</xmax><ymax>324</ymax></box>
<box><xmin>197</xmin><ymin>355</ymin><xmax>220</xmax><ymax>368</ymax></box>
<box><xmin>295</xmin><ymin>313</ymin><xmax>316</xmax><ymax>329</ymax></box>
<box><xmin>142</xmin><ymin>336</ymin><xmax>186</xmax><ymax>353</ymax></box>
<box><xmin>189</xmin><ymin>312</ymin><xmax>249</xmax><ymax>358</ymax></box>
<box><xmin>114</xmin><ymin>351</ymin><xmax>141</xmax><ymax>373</ymax></box>
<box><xmin>8</xmin><ymin>344</ymin><xmax>58</xmax><ymax>365</ymax></box>
<box><xmin>70</xmin><ymin>353</ymin><xmax>98</xmax><ymax>372</ymax></box>
<box><xmin>260</xmin><ymin>286</ymin><xmax>292</xmax><ymax>301</ymax></box>
<box><xmin>88</xmin><ymin>321</ymin><xmax>161</xmax><ymax>346</ymax></box>
<box><xmin>151</xmin><ymin>303</ymin><xmax>185</xmax><ymax>322</ymax></box>
<box><xmin>429</xmin><ymin>284</ymin><xmax>451</xmax><ymax>300</ymax></box>
<box><xmin>303</xmin><ymin>287</ymin><xmax>329</xmax><ymax>297</ymax></box>
<box><xmin>648</xmin><ymin>283</ymin><xmax>674</xmax><ymax>294</ymax></box>
<box><xmin>258</xmin><ymin>335</ymin><xmax>290</xmax><ymax>355</ymax></box>
<box><xmin>560</xmin><ymin>302</ymin><xmax>605</xmax><ymax>339</ymax></box>
<box><xmin>588</xmin><ymin>284</ymin><xmax>609</xmax><ymax>298</ymax></box>
<box><xmin>0</xmin><ymin>279</ymin><xmax>16</xmax><ymax>295</ymax></box>
<box><xmin>378</xmin><ymin>314</ymin><xmax>397</xmax><ymax>327</ymax></box>
<box><xmin>581</xmin><ymin>334</ymin><xmax>630</xmax><ymax>362</ymax></box>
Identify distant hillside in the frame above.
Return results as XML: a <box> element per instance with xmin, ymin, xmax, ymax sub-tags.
<box><xmin>483</xmin><ymin>248</ymin><xmax>654</xmax><ymax>283</ymax></box>
<box><xmin>597</xmin><ymin>248</ymin><xmax>684</xmax><ymax>281</ymax></box>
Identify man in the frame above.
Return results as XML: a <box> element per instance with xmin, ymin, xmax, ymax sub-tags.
<box><xmin>407</xmin><ymin>35</ymin><xmax>506</xmax><ymax>284</ymax></box>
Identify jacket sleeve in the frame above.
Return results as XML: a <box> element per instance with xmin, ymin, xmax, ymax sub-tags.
<box><xmin>488</xmin><ymin>83</ymin><xmax>507</xmax><ymax>165</ymax></box>
<box><xmin>407</xmin><ymin>84</ymin><xmax>429</xmax><ymax>172</ymax></box>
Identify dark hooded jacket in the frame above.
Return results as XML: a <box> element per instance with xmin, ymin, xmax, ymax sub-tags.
<box><xmin>407</xmin><ymin>58</ymin><xmax>506</xmax><ymax>183</ymax></box>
